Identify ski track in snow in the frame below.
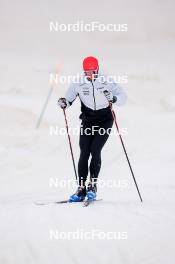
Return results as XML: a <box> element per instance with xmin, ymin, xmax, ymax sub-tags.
<box><xmin>0</xmin><ymin>186</ymin><xmax>175</xmax><ymax>264</ymax></box>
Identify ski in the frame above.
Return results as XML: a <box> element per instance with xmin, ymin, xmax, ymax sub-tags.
<box><xmin>34</xmin><ymin>199</ymin><xmax>76</xmax><ymax>206</ymax></box>
<box><xmin>83</xmin><ymin>199</ymin><xmax>102</xmax><ymax>207</ymax></box>
<box><xmin>34</xmin><ymin>198</ymin><xmax>102</xmax><ymax>206</ymax></box>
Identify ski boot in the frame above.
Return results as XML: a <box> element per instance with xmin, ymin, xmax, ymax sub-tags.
<box><xmin>86</xmin><ymin>183</ymin><xmax>97</xmax><ymax>201</ymax></box>
<box><xmin>69</xmin><ymin>186</ymin><xmax>86</xmax><ymax>202</ymax></box>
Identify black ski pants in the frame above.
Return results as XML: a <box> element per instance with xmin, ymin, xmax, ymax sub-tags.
<box><xmin>78</xmin><ymin>119</ymin><xmax>113</xmax><ymax>187</ymax></box>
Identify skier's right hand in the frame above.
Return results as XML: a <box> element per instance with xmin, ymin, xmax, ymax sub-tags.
<box><xmin>58</xmin><ymin>98</ymin><xmax>67</xmax><ymax>109</ymax></box>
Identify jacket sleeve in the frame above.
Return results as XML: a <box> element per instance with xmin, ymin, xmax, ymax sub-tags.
<box><xmin>109</xmin><ymin>82</ymin><xmax>127</xmax><ymax>106</ymax></box>
<box><xmin>65</xmin><ymin>83</ymin><xmax>78</xmax><ymax>108</ymax></box>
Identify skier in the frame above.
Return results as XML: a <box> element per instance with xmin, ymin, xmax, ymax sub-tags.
<box><xmin>58</xmin><ymin>56</ymin><xmax>127</xmax><ymax>202</ymax></box>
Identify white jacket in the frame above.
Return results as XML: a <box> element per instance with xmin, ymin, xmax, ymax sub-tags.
<box><xmin>65</xmin><ymin>73</ymin><xmax>127</xmax><ymax>111</ymax></box>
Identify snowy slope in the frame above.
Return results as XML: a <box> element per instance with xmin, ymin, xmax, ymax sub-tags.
<box><xmin>0</xmin><ymin>0</ymin><xmax>175</xmax><ymax>263</ymax></box>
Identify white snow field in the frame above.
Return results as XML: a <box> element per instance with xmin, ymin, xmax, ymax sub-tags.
<box><xmin>0</xmin><ymin>0</ymin><xmax>175</xmax><ymax>263</ymax></box>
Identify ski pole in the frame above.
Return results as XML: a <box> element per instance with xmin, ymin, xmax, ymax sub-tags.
<box><xmin>109</xmin><ymin>102</ymin><xmax>143</xmax><ymax>202</ymax></box>
<box><xmin>62</xmin><ymin>108</ymin><xmax>78</xmax><ymax>183</ymax></box>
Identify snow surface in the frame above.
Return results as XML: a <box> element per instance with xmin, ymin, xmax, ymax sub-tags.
<box><xmin>0</xmin><ymin>0</ymin><xmax>175</xmax><ymax>263</ymax></box>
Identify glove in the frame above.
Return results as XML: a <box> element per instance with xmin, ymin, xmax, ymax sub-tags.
<box><xmin>58</xmin><ymin>97</ymin><xmax>67</xmax><ymax>109</ymax></box>
<box><xmin>103</xmin><ymin>90</ymin><xmax>117</xmax><ymax>103</ymax></box>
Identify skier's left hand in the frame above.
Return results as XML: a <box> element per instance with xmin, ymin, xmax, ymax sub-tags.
<box><xmin>103</xmin><ymin>90</ymin><xmax>117</xmax><ymax>103</ymax></box>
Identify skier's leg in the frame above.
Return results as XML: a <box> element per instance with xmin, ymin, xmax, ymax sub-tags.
<box><xmin>69</xmin><ymin>123</ymin><xmax>93</xmax><ymax>202</ymax></box>
<box><xmin>86</xmin><ymin>119</ymin><xmax>113</xmax><ymax>201</ymax></box>
<box><xmin>78</xmin><ymin>123</ymin><xmax>92</xmax><ymax>187</ymax></box>
<box><xmin>90</xmin><ymin>119</ymin><xmax>113</xmax><ymax>185</ymax></box>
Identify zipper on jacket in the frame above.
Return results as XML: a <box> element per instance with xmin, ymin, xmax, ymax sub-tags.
<box><xmin>91</xmin><ymin>81</ymin><xmax>96</xmax><ymax>110</ymax></box>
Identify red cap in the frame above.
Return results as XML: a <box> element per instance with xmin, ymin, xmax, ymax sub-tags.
<box><xmin>83</xmin><ymin>56</ymin><xmax>99</xmax><ymax>71</ymax></box>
